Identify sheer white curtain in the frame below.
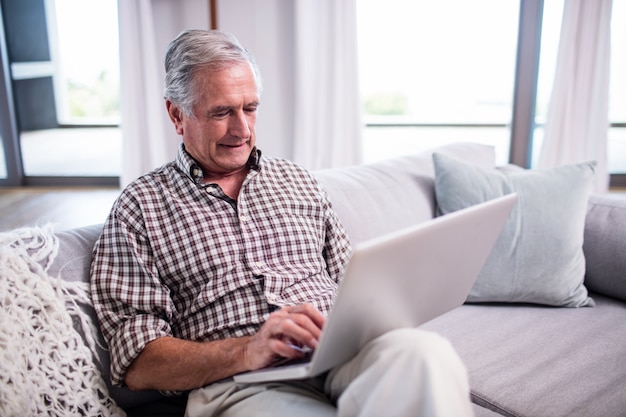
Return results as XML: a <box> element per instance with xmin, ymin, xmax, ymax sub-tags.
<box><xmin>538</xmin><ymin>0</ymin><xmax>613</xmax><ymax>193</ymax></box>
<box><xmin>291</xmin><ymin>0</ymin><xmax>363</xmax><ymax>170</ymax></box>
<box><xmin>117</xmin><ymin>0</ymin><xmax>209</xmax><ymax>186</ymax></box>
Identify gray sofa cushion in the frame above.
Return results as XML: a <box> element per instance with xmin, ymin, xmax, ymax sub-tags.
<box><xmin>315</xmin><ymin>142</ymin><xmax>495</xmax><ymax>245</ymax></box>
<box><xmin>432</xmin><ymin>153</ymin><xmax>595</xmax><ymax>307</ymax></box>
<box><xmin>421</xmin><ymin>294</ymin><xmax>626</xmax><ymax>417</ymax></box>
<box><xmin>583</xmin><ymin>194</ymin><xmax>626</xmax><ymax>302</ymax></box>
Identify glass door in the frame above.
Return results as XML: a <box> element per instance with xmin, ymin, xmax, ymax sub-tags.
<box><xmin>1</xmin><ymin>0</ymin><xmax>121</xmax><ymax>186</ymax></box>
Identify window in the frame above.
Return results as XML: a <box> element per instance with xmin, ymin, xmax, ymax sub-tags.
<box><xmin>51</xmin><ymin>0</ymin><xmax>120</xmax><ymax>125</ymax></box>
<box><xmin>0</xmin><ymin>0</ymin><xmax>122</xmax><ymax>184</ymax></box>
<box><xmin>358</xmin><ymin>0</ymin><xmax>626</xmax><ymax>184</ymax></box>
<box><xmin>357</xmin><ymin>0</ymin><xmax>520</xmax><ymax>165</ymax></box>
<box><xmin>19</xmin><ymin>0</ymin><xmax>122</xmax><ymax>178</ymax></box>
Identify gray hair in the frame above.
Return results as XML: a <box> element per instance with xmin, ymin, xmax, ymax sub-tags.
<box><xmin>163</xmin><ymin>29</ymin><xmax>262</xmax><ymax>116</ymax></box>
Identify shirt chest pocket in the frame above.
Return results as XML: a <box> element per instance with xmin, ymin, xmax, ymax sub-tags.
<box><xmin>254</xmin><ymin>198</ymin><xmax>323</xmax><ymax>234</ymax></box>
<box><xmin>240</xmin><ymin>201</ymin><xmax>326</xmax><ymax>273</ymax></box>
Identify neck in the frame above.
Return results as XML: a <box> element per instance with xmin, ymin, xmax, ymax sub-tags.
<box><xmin>204</xmin><ymin>166</ymin><xmax>249</xmax><ymax>200</ymax></box>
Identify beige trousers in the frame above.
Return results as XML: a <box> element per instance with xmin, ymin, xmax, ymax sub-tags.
<box><xmin>186</xmin><ymin>328</ymin><xmax>474</xmax><ymax>417</ymax></box>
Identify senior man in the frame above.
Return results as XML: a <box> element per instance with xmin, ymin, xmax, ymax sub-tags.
<box><xmin>91</xmin><ymin>29</ymin><xmax>473</xmax><ymax>417</ymax></box>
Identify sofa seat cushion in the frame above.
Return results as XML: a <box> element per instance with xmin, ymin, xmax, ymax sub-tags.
<box><xmin>421</xmin><ymin>294</ymin><xmax>626</xmax><ymax>417</ymax></box>
<box><xmin>472</xmin><ymin>403</ymin><xmax>505</xmax><ymax>417</ymax></box>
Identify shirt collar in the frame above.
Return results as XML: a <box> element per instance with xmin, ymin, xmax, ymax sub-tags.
<box><xmin>176</xmin><ymin>143</ymin><xmax>262</xmax><ymax>184</ymax></box>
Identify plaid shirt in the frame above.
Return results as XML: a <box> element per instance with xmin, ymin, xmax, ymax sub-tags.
<box><xmin>90</xmin><ymin>145</ymin><xmax>352</xmax><ymax>386</ymax></box>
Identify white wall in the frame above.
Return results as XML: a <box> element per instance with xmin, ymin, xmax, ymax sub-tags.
<box><xmin>153</xmin><ymin>0</ymin><xmax>210</xmax><ymax>55</ymax></box>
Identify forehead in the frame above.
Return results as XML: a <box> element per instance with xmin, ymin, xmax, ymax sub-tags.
<box><xmin>192</xmin><ymin>63</ymin><xmax>259</xmax><ymax>103</ymax></box>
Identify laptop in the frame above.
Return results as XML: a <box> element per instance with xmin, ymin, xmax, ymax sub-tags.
<box><xmin>234</xmin><ymin>193</ymin><xmax>517</xmax><ymax>384</ymax></box>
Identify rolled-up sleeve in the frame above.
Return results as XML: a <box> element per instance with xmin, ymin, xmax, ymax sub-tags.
<box><xmin>90</xmin><ymin>192</ymin><xmax>175</xmax><ymax>386</ymax></box>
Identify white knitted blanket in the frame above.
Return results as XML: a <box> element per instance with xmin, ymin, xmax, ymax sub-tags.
<box><xmin>0</xmin><ymin>226</ymin><xmax>125</xmax><ymax>417</ymax></box>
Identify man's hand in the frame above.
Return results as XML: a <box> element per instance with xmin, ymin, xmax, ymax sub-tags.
<box><xmin>125</xmin><ymin>303</ymin><xmax>326</xmax><ymax>391</ymax></box>
<box><xmin>243</xmin><ymin>303</ymin><xmax>326</xmax><ymax>371</ymax></box>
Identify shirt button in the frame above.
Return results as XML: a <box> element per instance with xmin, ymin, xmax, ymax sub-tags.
<box><xmin>240</xmin><ymin>214</ymin><xmax>249</xmax><ymax>222</ymax></box>
<box><xmin>267</xmin><ymin>293</ymin><xmax>278</xmax><ymax>302</ymax></box>
<box><xmin>255</xmin><ymin>261</ymin><xmax>264</xmax><ymax>268</ymax></box>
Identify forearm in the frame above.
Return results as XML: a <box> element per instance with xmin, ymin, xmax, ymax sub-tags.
<box><xmin>124</xmin><ymin>335</ymin><xmax>251</xmax><ymax>391</ymax></box>
<box><xmin>124</xmin><ymin>304</ymin><xmax>325</xmax><ymax>391</ymax></box>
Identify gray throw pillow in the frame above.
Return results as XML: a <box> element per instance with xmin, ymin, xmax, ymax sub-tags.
<box><xmin>433</xmin><ymin>153</ymin><xmax>595</xmax><ymax>307</ymax></box>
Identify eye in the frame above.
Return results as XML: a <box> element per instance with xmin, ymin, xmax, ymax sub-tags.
<box><xmin>211</xmin><ymin>109</ymin><xmax>231</xmax><ymax>119</ymax></box>
<box><xmin>245</xmin><ymin>102</ymin><xmax>259</xmax><ymax>113</ymax></box>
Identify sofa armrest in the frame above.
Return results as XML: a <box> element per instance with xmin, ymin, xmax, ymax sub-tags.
<box><xmin>583</xmin><ymin>194</ymin><xmax>626</xmax><ymax>301</ymax></box>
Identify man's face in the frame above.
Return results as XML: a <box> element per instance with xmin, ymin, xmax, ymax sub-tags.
<box><xmin>167</xmin><ymin>62</ymin><xmax>259</xmax><ymax>176</ymax></box>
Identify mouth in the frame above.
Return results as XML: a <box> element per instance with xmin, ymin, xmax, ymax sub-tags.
<box><xmin>220</xmin><ymin>140</ymin><xmax>249</xmax><ymax>149</ymax></box>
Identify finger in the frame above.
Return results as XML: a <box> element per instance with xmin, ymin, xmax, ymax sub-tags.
<box><xmin>285</xmin><ymin>314</ymin><xmax>322</xmax><ymax>343</ymax></box>
<box><xmin>270</xmin><ymin>315</ymin><xmax>320</xmax><ymax>350</ymax></box>
<box><xmin>271</xmin><ymin>338</ymin><xmax>309</xmax><ymax>360</ymax></box>
<box><xmin>282</xmin><ymin>304</ymin><xmax>326</xmax><ymax>330</ymax></box>
<box><xmin>275</xmin><ymin>339</ymin><xmax>312</xmax><ymax>359</ymax></box>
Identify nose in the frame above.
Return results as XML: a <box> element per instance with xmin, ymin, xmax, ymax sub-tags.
<box><xmin>229</xmin><ymin>110</ymin><xmax>251</xmax><ymax>139</ymax></box>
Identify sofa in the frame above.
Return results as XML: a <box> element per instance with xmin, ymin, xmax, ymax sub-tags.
<box><xmin>1</xmin><ymin>142</ymin><xmax>625</xmax><ymax>416</ymax></box>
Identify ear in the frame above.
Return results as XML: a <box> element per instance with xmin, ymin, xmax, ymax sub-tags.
<box><xmin>166</xmin><ymin>100</ymin><xmax>184</xmax><ymax>135</ymax></box>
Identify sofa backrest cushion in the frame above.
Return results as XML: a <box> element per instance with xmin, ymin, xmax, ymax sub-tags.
<box><xmin>314</xmin><ymin>142</ymin><xmax>495</xmax><ymax>245</ymax></box>
<box><xmin>48</xmin><ymin>224</ymin><xmax>103</xmax><ymax>282</ymax></box>
<box><xmin>584</xmin><ymin>194</ymin><xmax>626</xmax><ymax>302</ymax></box>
